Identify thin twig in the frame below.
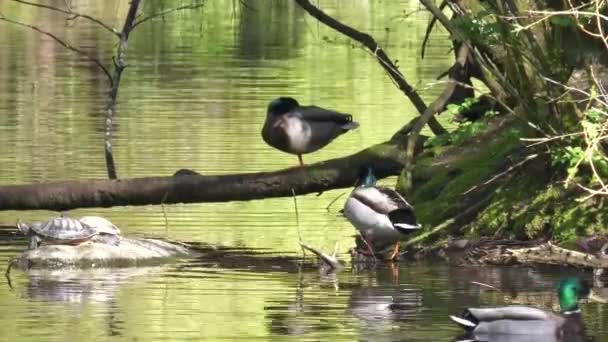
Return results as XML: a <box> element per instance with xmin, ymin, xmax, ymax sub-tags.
<box><xmin>325</xmin><ymin>192</ymin><xmax>345</xmax><ymax>211</ymax></box>
<box><xmin>471</xmin><ymin>281</ymin><xmax>503</xmax><ymax>292</ymax></box>
<box><xmin>132</xmin><ymin>3</ymin><xmax>206</xmax><ymax>29</ymax></box>
<box><xmin>462</xmin><ymin>154</ymin><xmax>539</xmax><ymax>195</ymax></box>
<box><xmin>0</xmin><ymin>15</ymin><xmax>112</xmax><ymax>83</ymax></box>
<box><xmin>521</xmin><ymin>132</ymin><xmax>583</xmax><ymax>147</ymax></box>
<box><xmin>12</xmin><ymin>0</ymin><xmax>119</xmax><ymax>36</ymax></box>
<box><xmin>292</xmin><ymin>188</ymin><xmax>306</xmax><ymax>257</ymax></box>
<box><xmin>300</xmin><ymin>242</ymin><xmax>342</xmax><ymax>270</ymax></box>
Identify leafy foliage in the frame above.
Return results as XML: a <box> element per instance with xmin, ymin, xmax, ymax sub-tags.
<box><xmin>550</xmin><ymin>106</ymin><xmax>608</xmax><ymax>185</ymax></box>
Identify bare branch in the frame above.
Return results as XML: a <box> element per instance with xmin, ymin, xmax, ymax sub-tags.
<box><xmin>0</xmin><ymin>15</ymin><xmax>112</xmax><ymax>83</ymax></box>
<box><xmin>132</xmin><ymin>3</ymin><xmax>206</xmax><ymax>29</ymax></box>
<box><xmin>12</xmin><ymin>0</ymin><xmax>120</xmax><ymax>37</ymax></box>
<box><xmin>294</xmin><ymin>0</ymin><xmax>447</xmax><ymax>136</ymax></box>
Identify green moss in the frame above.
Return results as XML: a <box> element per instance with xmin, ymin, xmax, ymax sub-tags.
<box><xmin>401</xmin><ymin>117</ymin><xmax>607</xmax><ymax>248</ymax></box>
<box><xmin>409</xmin><ymin>124</ymin><xmax>522</xmax><ymax>227</ymax></box>
<box><xmin>471</xmin><ymin>182</ymin><xmax>607</xmax><ymax>244</ymax></box>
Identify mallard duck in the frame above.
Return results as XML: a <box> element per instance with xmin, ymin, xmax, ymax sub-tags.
<box><xmin>450</xmin><ymin>277</ymin><xmax>590</xmax><ymax>338</ymax></box>
<box><xmin>261</xmin><ymin>97</ymin><xmax>359</xmax><ymax>166</ymax></box>
<box><xmin>343</xmin><ymin>166</ymin><xmax>421</xmax><ymax>260</ymax></box>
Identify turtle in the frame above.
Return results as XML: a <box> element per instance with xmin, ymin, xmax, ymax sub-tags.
<box><xmin>79</xmin><ymin>216</ymin><xmax>122</xmax><ymax>246</ymax></box>
<box><xmin>17</xmin><ymin>216</ymin><xmax>98</xmax><ymax>250</ymax></box>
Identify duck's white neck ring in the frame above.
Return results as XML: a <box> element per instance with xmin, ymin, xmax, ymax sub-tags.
<box><xmin>563</xmin><ymin>309</ymin><xmax>581</xmax><ymax>315</ymax></box>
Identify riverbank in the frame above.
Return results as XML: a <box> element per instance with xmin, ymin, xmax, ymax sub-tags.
<box><xmin>401</xmin><ymin>114</ymin><xmax>606</xmax><ymax>257</ymax></box>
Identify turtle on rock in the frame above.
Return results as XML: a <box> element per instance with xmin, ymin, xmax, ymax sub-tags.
<box><xmin>17</xmin><ymin>216</ymin><xmax>122</xmax><ymax>250</ymax></box>
<box><xmin>79</xmin><ymin>216</ymin><xmax>122</xmax><ymax>246</ymax></box>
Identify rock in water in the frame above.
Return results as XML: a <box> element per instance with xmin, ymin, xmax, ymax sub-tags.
<box><xmin>12</xmin><ymin>238</ymin><xmax>191</xmax><ymax>270</ymax></box>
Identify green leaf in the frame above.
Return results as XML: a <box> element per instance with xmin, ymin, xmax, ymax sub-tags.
<box><xmin>550</xmin><ymin>16</ymin><xmax>576</xmax><ymax>27</ymax></box>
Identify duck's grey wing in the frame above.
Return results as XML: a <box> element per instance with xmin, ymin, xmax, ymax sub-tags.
<box><xmin>350</xmin><ymin>187</ymin><xmax>395</xmax><ymax>214</ymax></box>
<box><xmin>468</xmin><ymin>306</ymin><xmax>552</xmax><ymax>321</ymax></box>
<box><xmin>451</xmin><ymin>306</ymin><xmax>564</xmax><ymax>335</ymax></box>
<box><xmin>297</xmin><ymin>105</ymin><xmax>359</xmax><ymax>128</ymax></box>
<box><xmin>375</xmin><ymin>187</ymin><xmax>413</xmax><ymax>209</ymax></box>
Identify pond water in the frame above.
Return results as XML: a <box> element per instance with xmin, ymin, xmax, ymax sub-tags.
<box><xmin>0</xmin><ymin>0</ymin><xmax>606</xmax><ymax>341</ymax></box>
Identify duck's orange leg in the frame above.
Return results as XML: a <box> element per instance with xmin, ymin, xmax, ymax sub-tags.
<box><xmin>298</xmin><ymin>154</ymin><xmax>304</xmax><ymax>167</ymax></box>
<box><xmin>388</xmin><ymin>242</ymin><xmax>400</xmax><ymax>260</ymax></box>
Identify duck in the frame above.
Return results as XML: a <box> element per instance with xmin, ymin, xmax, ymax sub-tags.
<box><xmin>450</xmin><ymin>277</ymin><xmax>590</xmax><ymax>339</ymax></box>
<box><xmin>343</xmin><ymin>165</ymin><xmax>421</xmax><ymax>260</ymax></box>
<box><xmin>261</xmin><ymin>97</ymin><xmax>359</xmax><ymax>166</ymax></box>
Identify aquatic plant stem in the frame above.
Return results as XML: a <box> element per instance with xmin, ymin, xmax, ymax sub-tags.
<box><xmin>161</xmin><ymin>191</ymin><xmax>170</xmax><ymax>237</ymax></box>
<box><xmin>292</xmin><ymin>189</ymin><xmax>306</xmax><ymax>258</ymax></box>
<box><xmin>324</xmin><ymin>192</ymin><xmax>346</xmax><ymax>211</ymax></box>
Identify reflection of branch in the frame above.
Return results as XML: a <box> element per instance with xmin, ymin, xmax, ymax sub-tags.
<box><xmin>132</xmin><ymin>3</ymin><xmax>206</xmax><ymax>29</ymax></box>
<box><xmin>294</xmin><ymin>0</ymin><xmax>447</xmax><ymax>136</ymax></box>
<box><xmin>12</xmin><ymin>0</ymin><xmax>119</xmax><ymax>36</ymax></box>
<box><xmin>0</xmin><ymin>15</ymin><xmax>112</xmax><ymax>82</ymax></box>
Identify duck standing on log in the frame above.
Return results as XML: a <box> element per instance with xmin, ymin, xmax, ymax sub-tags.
<box><xmin>261</xmin><ymin>97</ymin><xmax>359</xmax><ymax>167</ymax></box>
<box><xmin>343</xmin><ymin>165</ymin><xmax>421</xmax><ymax>260</ymax></box>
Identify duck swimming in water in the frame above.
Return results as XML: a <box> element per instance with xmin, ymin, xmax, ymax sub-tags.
<box><xmin>261</xmin><ymin>97</ymin><xmax>359</xmax><ymax>166</ymax></box>
<box><xmin>450</xmin><ymin>277</ymin><xmax>590</xmax><ymax>339</ymax></box>
<box><xmin>343</xmin><ymin>166</ymin><xmax>421</xmax><ymax>260</ymax></box>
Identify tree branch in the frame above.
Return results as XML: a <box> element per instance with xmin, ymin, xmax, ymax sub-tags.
<box><xmin>0</xmin><ymin>14</ymin><xmax>113</xmax><ymax>83</ymax></box>
<box><xmin>418</xmin><ymin>0</ymin><xmax>513</xmax><ymax>101</ymax></box>
<box><xmin>103</xmin><ymin>0</ymin><xmax>142</xmax><ymax>180</ymax></box>
<box><xmin>400</xmin><ymin>44</ymin><xmax>472</xmax><ymax>192</ymax></box>
<box><xmin>12</xmin><ymin>0</ymin><xmax>120</xmax><ymax>37</ymax></box>
<box><xmin>132</xmin><ymin>2</ymin><xmax>206</xmax><ymax>29</ymax></box>
<box><xmin>0</xmin><ymin>136</ymin><xmax>426</xmax><ymax>211</ymax></box>
<box><xmin>293</xmin><ymin>0</ymin><xmax>447</xmax><ymax>136</ymax></box>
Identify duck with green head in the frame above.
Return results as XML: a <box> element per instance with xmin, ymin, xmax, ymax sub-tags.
<box><xmin>343</xmin><ymin>165</ymin><xmax>421</xmax><ymax>260</ymax></box>
<box><xmin>261</xmin><ymin>97</ymin><xmax>359</xmax><ymax>167</ymax></box>
<box><xmin>450</xmin><ymin>277</ymin><xmax>590</xmax><ymax>339</ymax></box>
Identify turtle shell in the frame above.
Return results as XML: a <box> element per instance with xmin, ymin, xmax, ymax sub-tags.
<box><xmin>29</xmin><ymin>217</ymin><xmax>98</xmax><ymax>242</ymax></box>
<box><xmin>79</xmin><ymin>216</ymin><xmax>121</xmax><ymax>235</ymax></box>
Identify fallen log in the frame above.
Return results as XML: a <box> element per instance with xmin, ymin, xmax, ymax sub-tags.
<box><xmin>0</xmin><ymin>135</ymin><xmax>423</xmax><ymax>211</ymax></box>
<box><xmin>507</xmin><ymin>242</ymin><xmax>608</xmax><ymax>269</ymax></box>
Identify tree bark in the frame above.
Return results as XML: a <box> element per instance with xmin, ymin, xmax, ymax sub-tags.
<box><xmin>0</xmin><ymin>135</ymin><xmax>424</xmax><ymax>211</ymax></box>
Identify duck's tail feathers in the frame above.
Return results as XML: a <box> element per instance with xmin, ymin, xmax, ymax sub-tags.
<box><xmin>449</xmin><ymin>315</ymin><xmax>477</xmax><ymax>328</ymax></box>
<box><xmin>388</xmin><ymin>209</ymin><xmax>419</xmax><ymax>233</ymax></box>
<box><xmin>393</xmin><ymin>223</ymin><xmax>421</xmax><ymax>231</ymax></box>
<box><xmin>341</xmin><ymin>121</ymin><xmax>359</xmax><ymax>130</ymax></box>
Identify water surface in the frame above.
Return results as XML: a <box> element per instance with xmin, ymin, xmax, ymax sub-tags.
<box><xmin>0</xmin><ymin>1</ymin><xmax>606</xmax><ymax>341</ymax></box>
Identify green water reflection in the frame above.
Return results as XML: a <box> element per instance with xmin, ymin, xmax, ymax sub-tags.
<box><xmin>1</xmin><ymin>1</ymin><xmax>605</xmax><ymax>341</ymax></box>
